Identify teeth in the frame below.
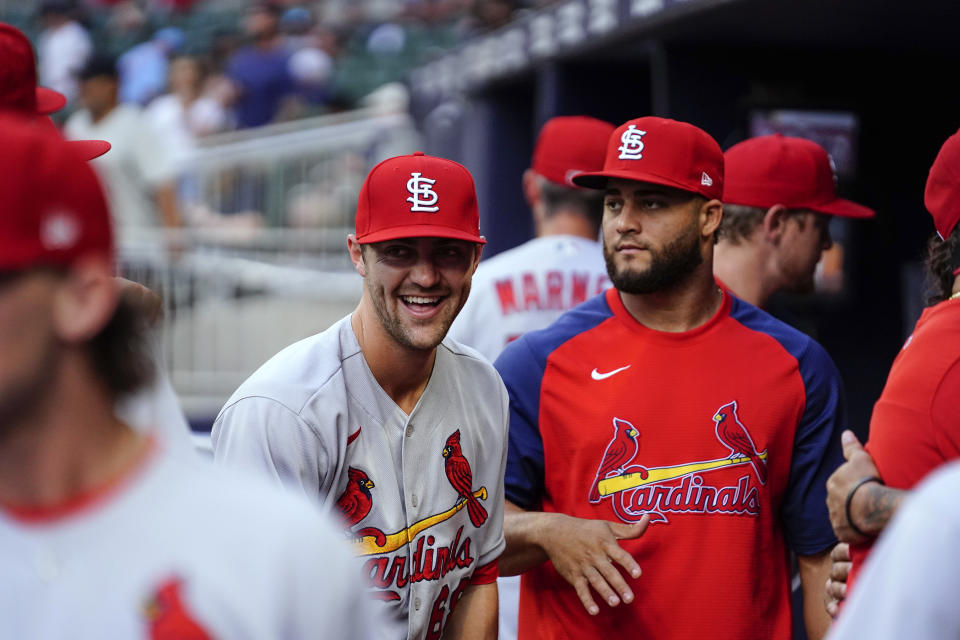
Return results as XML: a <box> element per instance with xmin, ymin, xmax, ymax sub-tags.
<box><xmin>402</xmin><ymin>296</ymin><xmax>439</xmax><ymax>305</ymax></box>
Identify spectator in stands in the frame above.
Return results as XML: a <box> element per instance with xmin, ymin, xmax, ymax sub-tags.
<box><xmin>36</xmin><ymin>0</ymin><xmax>92</xmax><ymax>104</ymax></box>
<box><xmin>65</xmin><ymin>56</ymin><xmax>183</xmax><ymax>256</ymax></box>
<box><xmin>226</xmin><ymin>2</ymin><xmax>296</xmax><ymax>128</ymax></box>
<box><xmin>118</xmin><ymin>26</ymin><xmax>185</xmax><ymax>105</ymax></box>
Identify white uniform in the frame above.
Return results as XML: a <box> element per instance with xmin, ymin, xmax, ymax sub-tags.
<box><xmin>827</xmin><ymin>461</ymin><xmax>960</xmax><ymax>640</ymax></box>
<box><xmin>212</xmin><ymin>316</ymin><xmax>509</xmax><ymax>640</ymax></box>
<box><xmin>448</xmin><ymin>235</ymin><xmax>610</xmax><ymax>362</ymax></box>
<box><xmin>0</xmin><ymin>441</ymin><xmax>374</xmax><ymax>639</ymax></box>
<box><xmin>447</xmin><ymin>233</ymin><xmax>608</xmax><ymax>640</ymax></box>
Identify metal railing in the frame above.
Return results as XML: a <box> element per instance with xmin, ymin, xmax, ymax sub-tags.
<box><xmin>121</xmin><ymin>107</ymin><xmax>420</xmax><ymax>420</ymax></box>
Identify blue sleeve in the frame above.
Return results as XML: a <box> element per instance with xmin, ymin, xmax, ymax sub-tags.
<box><xmin>781</xmin><ymin>338</ymin><xmax>847</xmax><ymax>555</ymax></box>
<box><xmin>494</xmin><ymin>337</ymin><xmax>546</xmax><ymax>510</ymax></box>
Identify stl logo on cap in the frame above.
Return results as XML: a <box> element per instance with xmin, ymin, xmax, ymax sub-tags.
<box><xmin>618</xmin><ymin>124</ymin><xmax>647</xmax><ymax>160</ymax></box>
<box><xmin>406</xmin><ymin>172</ymin><xmax>440</xmax><ymax>212</ymax></box>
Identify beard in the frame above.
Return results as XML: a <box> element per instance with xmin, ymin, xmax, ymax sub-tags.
<box><xmin>0</xmin><ymin>334</ymin><xmax>60</xmax><ymax>441</ymax></box>
<box><xmin>604</xmin><ymin>224</ymin><xmax>703</xmax><ymax>295</ymax></box>
<box><xmin>365</xmin><ymin>279</ymin><xmax>470</xmax><ymax>352</ymax></box>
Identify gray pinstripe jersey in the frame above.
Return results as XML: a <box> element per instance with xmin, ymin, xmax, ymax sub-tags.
<box><xmin>212</xmin><ymin>315</ymin><xmax>508</xmax><ymax>640</ymax></box>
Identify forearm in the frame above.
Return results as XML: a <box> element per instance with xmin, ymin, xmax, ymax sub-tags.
<box><xmin>799</xmin><ymin>550</ymin><xmax>832</xmax><ymax>640</ymax></box>
<box><xmin>155</xmin><ymin>182</ymin><xmax>183</xmax><ymax>229</ymax></box>
<box><xmin>442</xmin><ymin>581</ymin><xmax>497</xmax><ymax>640</ymax></box>
<box><xmin>850</xmin><ymin>482</ymin><xmax>907</xmax><ymax>537</ymax></box>
<box><xmin>500</xmin><ymin>501</ymin><xmax>557</xmax><ymax>575</ymax></box>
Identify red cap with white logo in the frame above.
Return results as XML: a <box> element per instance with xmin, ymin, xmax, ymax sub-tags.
<box><xmin>723</xmin><ymin>134</ymin><xmax>874</xmax><ymax>219</ymax></box>
<box><xmin>0</xmin><ymin>113</ymin><xmax>113</xmax><ymax>271</ymax></box>
<box><xmin>532</xmin><ymin>116</ymin><xmax>616</xmax><ymax>187</ymax></box>
<box><xmin>925</xmin><ymin>128</ymin><xmax>960</xmax><ymax>241</ymax></box>
<box><xmin>354</xmin><ymin>152</ymin><xmax>485</xmax><ymax>244</ymax></box>
<box><xmin>573</xmin><ymin>116</ymin><xmax>724</xmax><ymax>201</ymax></box>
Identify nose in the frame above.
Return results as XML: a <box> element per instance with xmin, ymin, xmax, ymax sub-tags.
<box><xmin>614</xmin><ymin>202</ymin><xmax>641</xmax><ymax>235</ymax></box>
<box><xmin>409</xmin><ymin>255</ymin><xmax>441</xmax><ymax>288</ymax></box>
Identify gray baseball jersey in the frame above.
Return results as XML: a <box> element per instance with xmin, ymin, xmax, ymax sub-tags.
<box><xmin>212</xmin><ymin>315</ymin><xmax>509</xmax><ymax>640</ymax></box>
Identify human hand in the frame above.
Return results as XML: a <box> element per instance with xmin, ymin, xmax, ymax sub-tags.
<box><xmin>826</xmin><ymin>430</ymin><xmax>881</xmax><ymax>543</ymax></box>
<box><xmin>116</xmin><ymin>277</ymin><xmax>163</xmax><ymax>327</ymax></box>
<box><xmin>824</xmin><ymin>542</ymin><xmax>850</xmax><ymax>618</ymax></box>
<box><xmin>538</xmin><ymin>513</ymin><xmax>650</xmax><ymax>615</ymax></box>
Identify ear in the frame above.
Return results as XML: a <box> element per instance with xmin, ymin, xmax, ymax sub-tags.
<box><xmin>700</xmin><ymin>199</ymin><xmax>724</xmax><ymax>239</ymax></box>
<box><xmin>470</xmin><ymin>243</ymin><xmax>484</xmax><ymax>273</ymax></box>
<box><xmin>347</xmin><ymin>234</ymin><xmax>366</xmax><ymax>277</ymax></box>
<box><xmin>521</xmin><ymin>168</ymin><xmax>541</xmax><ymax>209</ymax></box>
<box><xmin>52</xmin><ymin>256</ymin><xmax>118</xmax><ymax>344</ymax></box>
<box><xmin>762</xmin><ymin>204</ymin><xmax>789</xmax><ymax>243</ymax></box>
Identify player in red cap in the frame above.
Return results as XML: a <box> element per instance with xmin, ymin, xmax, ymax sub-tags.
<box><xmin>715</xmin><ymin>134</ymin><xmax>874</xmax><ymax>308</ymax></box>
<box><xmin>448</xmin><ymin>115</ymin><xmax>614</xmax><ymax>640</ymax></box>
<box><xmin>214</xmin><ymin>152</ymin><xmax>509</xmax><ymax>639</ymax></box>
<box><xmin>0</xmin><ymin>113</ymin><xmax>374</xmax><ymax>637</ymax></box>
<box><xmin>0</xmin><ymin>22</ymin><xmax>110</xmax><ymax>160</ymax></box>
<box><xmin>822</xmin><ymin>127</ymin><xmax>960</xmax><ymax>617</ymax></box>
<box><xmin>495</xmin><ymin>116</ymin><xmax>845</xmax><ymax>639</ymax></box>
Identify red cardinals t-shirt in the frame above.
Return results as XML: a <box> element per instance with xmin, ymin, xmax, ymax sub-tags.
<box><xmin>496</xmin><ymin>288</ymin><xmax>845</xmax><ymax>640</ymax></box>
<box><xmin>849</xmin><ymin>298</ymin><xmax>960</xmax><ymax>589</ymax></box>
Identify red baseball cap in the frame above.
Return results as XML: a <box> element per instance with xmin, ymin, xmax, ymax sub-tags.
<box><xmin>0</xmin><ymin>113</ymin><xmax>113</xmax><ymax>271</ymax></box>
<box><xmin>724</xmin><ymin>134</ymin><xmax>875</xmax><ymax>219</ymax></box>
<box><xmin>573</xmin><ymin>116</ymin><xmax>724</xmax><ymax>201</ymax></box>
<box><xmin>355</xmin><ymin>152</ymin><xmax>485</xmax><ymax>244</ymax></box>
<box><xmin>925</xmin><ymin>128</ymin><xmax>960</xmax><ymax>240</ymax></box>
<box><xmin>532</xmin><ymin>116</ymin><xmax>616</xmax><ymax>187</ymax></box>
<box><xmin>0</xmin><ymin>22</ymin><xmax>109</xmax><ymax>161</ymax></box>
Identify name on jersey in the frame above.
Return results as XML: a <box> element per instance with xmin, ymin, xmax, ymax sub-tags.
<box><xmin>495</xmin><ymin>271</ymin><xmax>609</xmax><ymax>315</ymax></box>
<box><xmin>589</xmin><ymin>402</ymin><xmax>768</xmax><ymax>524</ymax></box>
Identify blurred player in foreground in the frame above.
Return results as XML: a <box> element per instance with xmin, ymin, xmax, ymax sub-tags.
<box><xmin>0</xmin><ymin>114</ymin><xmax>372</xmax><ymax>638</ymax></box>
<box><xmin>449</xmin><ymin>114</ymin><xmax>613</xmax><ymax>640</ymax></box>
<box><xmin>715</xmin><ymin>134</ymin><xmax>874</xmax><ymax>308</ymax></box>
<box><xmin>213</xmin><ymin>152</ymin><xmax>508</xmax><ymax>639</ymax></box>
<box><xmin>822</xmin><ymin>127</ymin><xmax>960</xmax><ymax>617</ymax></box>
<box><xmin>826</xmin><ymin>461</ymin><xmax>960</xmax><ymax>639</ymax></box>
<box><xmin>495</xmin><ymin>116</ymin><xmax>845</xmax><ymax>639</ymax></box>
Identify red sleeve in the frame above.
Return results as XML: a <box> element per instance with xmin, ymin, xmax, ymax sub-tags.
<box><xmin>467</xmin><ymin>560</ymin><xmax>498</xmax><ymax>585</ymax></box>
<box><xmin>931</xmin><ymin>357</ymin><xmax>960</xmax><ymax>459</ymax></box>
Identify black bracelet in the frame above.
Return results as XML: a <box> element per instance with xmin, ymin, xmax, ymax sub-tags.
<box><xmin>845</xmin><ymin>475</ymin><xmax>883</xmax><ymax>539</ymax></box>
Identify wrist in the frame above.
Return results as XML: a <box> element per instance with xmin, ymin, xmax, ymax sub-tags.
<box><xmin>846</xmin><ymin>476</ymin><xmax>883</xmax><ymax>538</ymax></box>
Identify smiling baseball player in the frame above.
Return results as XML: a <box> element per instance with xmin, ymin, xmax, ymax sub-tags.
<box><xmin>213</xmin><ymin>152</ymin><xmax>508</xmax><ymax>640</ymax></box>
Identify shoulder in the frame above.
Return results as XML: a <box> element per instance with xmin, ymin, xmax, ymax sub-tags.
<box><xmin>440</xmin><ymin>338</ymin><xmax>506</xmax><ymax>387</ymax></box>
<box><xmin>497</xmin><ymin>292</ymin><xmax>613</xmax><ymax>371</ymax></box>
<box><xmin>221</xmin><ymin>317</ymin><xmax>354</xmax><ymax>417</ymax></box>
<box><xmin>727</xmin><ymin>295</ymin><xmax>836</xmax><ymax>374</ymax></box>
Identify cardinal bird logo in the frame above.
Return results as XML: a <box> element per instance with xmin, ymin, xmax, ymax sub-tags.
<box><xmin>336</xmin><ymin>467</ymin><xmax>376</xmax><ymax>528</ymax></box>
<box><xmin>143</xmin><ymin>578</ymin><xmax>212</xmax><ymax>640</ymax></box>
<box><xmin>589</xmin><ymin>418</ymin><xmax>648</xmax><ymax>503</ymax></box>
<box><xmin>713</xmin><ymin>401</ymin><xmax>767</xmax><ymax>484</ymax></box>
<box><xmin>442</xmin><ymin>430</ymin><xmax>488</xmax><ymax>527</ymax></box>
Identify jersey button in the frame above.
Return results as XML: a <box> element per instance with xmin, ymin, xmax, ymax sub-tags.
<box><xmin>411</xmin><ymin>494</ymin><xmax>418</xmax><ymax>508</ymax></box>
<box><xmin>405</xmin><ymin>424</ymin><xmax>414</xmax><ymax>437</ymax></box>
<box><xmin>414</xmin><ymin>597</ymin><xmax>421</xmax><ymax>611</ymax></box>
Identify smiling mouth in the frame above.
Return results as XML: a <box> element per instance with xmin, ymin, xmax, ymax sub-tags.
<box><xmin>400</xmin><ymin>294</ymin><xmax>444</xmax><ymax>310</ymax></box>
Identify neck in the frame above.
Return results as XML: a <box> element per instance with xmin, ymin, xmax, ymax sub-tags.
<box><xmin>952</xmin><ymin>273</ymin><xmax>960</xmax><ymax>298</ymax></box>
<box><xmin>0</xmin><ymin>355</ymin><xmax>148</xmax><ymax>509</ymax></box>
<box><xmin>351</xmin><ymin>304</ymin><xmax>436</xmax><ymax>415</ymax></box>
<box><xmin>89</xmin><ymin>103</ymin><xmax>116</xmax><ymax>125</ymax></box>
<box><xmin>713</xmin><ymin>238</ymin><xmax>776</xmax><ymax>308</ymax></box>
<box><xmin>539</xmin><ymin>210</ymin><xmax>598</xmax><ymax>240</ymax></box>
<box><xmin>618</xmin><ymin>266</ymin><xmax>723</xmax><ymax>332</ymax></box>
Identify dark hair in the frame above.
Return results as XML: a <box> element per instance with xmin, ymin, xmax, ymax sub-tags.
<box><xmin>717</xmin><ymin>203</ymin><xmax>765</xmax><ymax>244</ymax></box>
<box><xmin>88</xmin><ymin>295</ymin><xmax>155</xmax><ymax>398</ymax></box>
<box><xmin>924</xmin><ymin>225</ymin><xmax>960</xmax><ymax>304</ymax></box>
<box><xmin>539</xmin><ymin>178</ymin><xmax>605</xmax><ymax>232</ymax></box>
<box><xmin>79</xmin><ymin>55</ymin><xmax>118</xmax><ymax>81</ymax></box>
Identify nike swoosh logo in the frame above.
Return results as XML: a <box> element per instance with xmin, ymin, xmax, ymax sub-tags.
<box><xmin>591</xmin><ymin>365</ymin><xmax>631</xmax><ymax>380</ymax></box>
